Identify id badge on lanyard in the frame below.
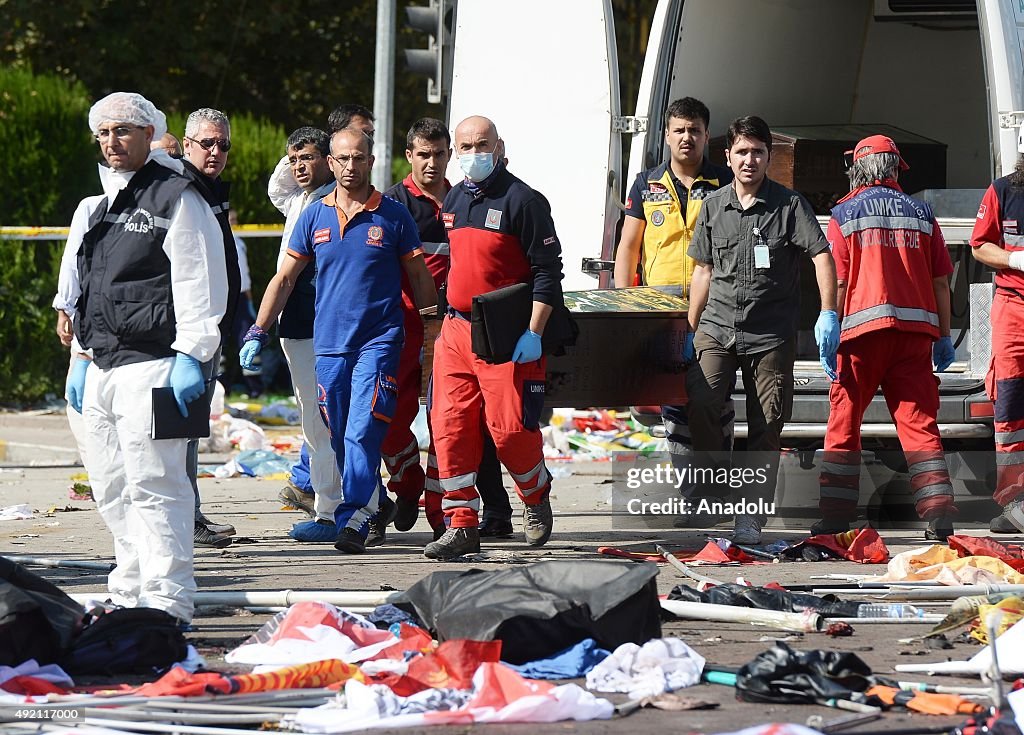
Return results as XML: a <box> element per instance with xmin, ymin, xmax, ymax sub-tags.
<box><xmin>753</xmin><ymin>227</ymin><xmax>770</xmax><ymax>269</ymax></box>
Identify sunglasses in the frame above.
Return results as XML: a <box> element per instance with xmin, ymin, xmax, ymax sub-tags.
<box><xmin>186</xmin><ymin>136</ymin><xmax>232</xmax><ymax>152</ymax></box>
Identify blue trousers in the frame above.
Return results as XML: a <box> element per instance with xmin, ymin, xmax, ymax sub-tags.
<box><xmin>289</xmin><ymin>443</ymin><xmax>313</xmax><ymax>494</ymax></box>
<box><xmin>316</xmin><ymin>341</ymin><xmax>400</xmax><ymax>537</ymax></box>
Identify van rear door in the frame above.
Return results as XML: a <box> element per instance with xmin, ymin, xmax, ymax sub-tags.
<box><xmin>979</xmin><ymin>0</ymin><xmax>1024</xmax><ymax>176</ymax></box>
<box><xmin>446</xmin><ymin>0</ymin><xmax>621</xmax><ymax>291</ymax></box>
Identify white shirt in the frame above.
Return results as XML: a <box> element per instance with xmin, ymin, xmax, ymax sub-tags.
<box><xmin>234</xmin><ymin>234</ymin><xmax>252</xmax><ymax>292</ymax></box>
<box><xmin>267</xmin><ymin>155</ymin><xmax>336</xmax><ymax>270</ymax></box>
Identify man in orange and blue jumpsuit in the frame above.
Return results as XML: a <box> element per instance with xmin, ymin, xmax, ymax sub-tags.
<box><xmin>971</xmin><ymin>122</ymin><xmax>1024</xmax><ymax>532</ymax></box>
<box><xmin>425</xmin><ymin>115</ymin><xmax>564</xmax><ymax>560</ymax></box>
<box><xmin>815</xmin><ymin>135</ymin><xmax>957</xmax><ymax>540</ymax></box>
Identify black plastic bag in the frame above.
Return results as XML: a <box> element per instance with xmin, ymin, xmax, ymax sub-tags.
<box><xmin>0</xmin><ymin>556</ymin><xmax>85</xmax><ymax>666</ymax></box>
<box><xmin>393</xmin><ymin>560</ymin><xmax>661</xmax><ymax>664</ymax></box>
<box><xmin>668</xmin><ymin>583</ymin><xmax>864</xmax><ymax>618</ymax></box>
<box><xmin>736</xmin><ymin>641</ymin><xmax>878</xmax><ymax>704</ymax></box>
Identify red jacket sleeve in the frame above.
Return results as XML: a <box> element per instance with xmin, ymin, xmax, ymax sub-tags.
<box><xmin>970</xmin><ymin>184</ymin><xmax>1002</xmax><ymax>249</ymax></box>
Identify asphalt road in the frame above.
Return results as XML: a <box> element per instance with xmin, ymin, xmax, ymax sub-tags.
<box><xmin>0</xmin><ymin>410</ymin><xmax>1013</xmax><ymax>734</ymax></box>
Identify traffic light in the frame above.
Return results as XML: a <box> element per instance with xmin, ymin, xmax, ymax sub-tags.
<box><xmin>403</xmin><ymin>0</ymin><xmax>451</xmax><ymax>104</ymax></box>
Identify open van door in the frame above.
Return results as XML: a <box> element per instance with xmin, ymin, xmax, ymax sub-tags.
<box><xmin>978</xmin><ymin>0</ymin><xmax>1024</xmax><ymax>176</ymax></box>
<box><xmin>621</xmin><ymin>0</ymin><xmax>683</xmax><ymax>198</ymax></box>
<box><xmin>446</xmin><ymin>0</ymin><xmax>621</xmax><ymax>291</ymax></box>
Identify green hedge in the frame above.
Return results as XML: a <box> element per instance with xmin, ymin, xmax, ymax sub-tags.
<box><xmin>0</xmin><ymin>71</ymin><xmax>292</xmax><ymax>404</ymax></box>
<box><xmin>0</xmin><ymin>66</ymin><xmax>95</xmax><ymax>225</ymax></box>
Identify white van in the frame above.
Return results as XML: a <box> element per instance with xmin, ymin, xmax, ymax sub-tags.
<box><xmin>443</xmin><ymin>0</ymin><xmax>1022</xmax><ymax>511</ymax></box>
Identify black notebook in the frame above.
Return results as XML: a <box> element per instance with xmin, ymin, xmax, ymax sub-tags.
<box><xmin>151</xmin><ymin>387</ymin><xmax>211</xmax><ymax>440</ymax></box>
<box><xmin>470</xmin><ymin>283</ymin><xmax>577</xmax><ymax>364</ymax></box>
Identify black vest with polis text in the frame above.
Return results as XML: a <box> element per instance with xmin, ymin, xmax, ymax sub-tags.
<box><xmin>75</xmin><ymin>160</ymin><xmax>191</xmax><ymax>369</ymax></box>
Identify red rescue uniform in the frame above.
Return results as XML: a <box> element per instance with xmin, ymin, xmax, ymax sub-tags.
<box><xmin>381</xmin><ymin>175</ymin><xmax>450</xmax><ymax>528</ymax></box>
<box><xmin>972</xmin><ymin>178</ymin><xmax>1024</xmax><ymax>506</ymax></box>
<box><xmin>819</xmin><ymin>180</ymin><xmax>955</xmax><ymax>522</ymax></box>
<box><xmin>431</xmin><ymin>164</ymin><xmax>563</xmax><ymax>528</ymax></box>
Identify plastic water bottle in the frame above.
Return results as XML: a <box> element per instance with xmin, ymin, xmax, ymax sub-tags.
<box><xmin>857</xmin><ymin>603</ymin><xmax>923</xmax><ymax>619</ymax></box>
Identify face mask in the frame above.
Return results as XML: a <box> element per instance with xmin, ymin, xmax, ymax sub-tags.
<box><xmin>459</xmin><ymin>151</ymin><xmax>495</xmax><ymax>182</ymax></box>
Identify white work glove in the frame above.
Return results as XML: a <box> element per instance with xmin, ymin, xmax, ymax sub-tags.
<box><xmin>1009</xmin><ymin>251</ymin><xmax>1024</xmax><ymax>271</ymax></box>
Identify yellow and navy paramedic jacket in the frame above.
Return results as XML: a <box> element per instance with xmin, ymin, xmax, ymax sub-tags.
<box><xmin>624</xmin><ymin>158</ymin><xmax>732</xmax><ymax>288</ymax></box>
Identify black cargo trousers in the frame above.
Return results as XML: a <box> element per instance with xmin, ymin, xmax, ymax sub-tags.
<box><xmin>684</xmin><ymin>331</ymin><xmax>795</xmax><ymax>515</ymax></box>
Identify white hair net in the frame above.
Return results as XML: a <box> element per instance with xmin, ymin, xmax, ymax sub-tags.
<box><xmin>88</xmin><ymin>92</ymin><xmax>167</xmax><ymax>139</ymax></box>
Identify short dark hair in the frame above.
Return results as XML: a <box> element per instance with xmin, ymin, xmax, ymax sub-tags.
<box><xmin>726</xmin><ymin>115</ymin><xmax>773</xmax><ymax>153</ymax></box>
<box><xmin>286</xmin><ymin>126</ymin><xmax>329</xmax><ymax>156</ymax></box>
<box><xmin>665</xmin><ymin>97</ymin><xmax>710</xmax><ymax>130</ymax></box>
<box><xmin>327</xmin><ymin>104</ymin><xmax>374</xmax><ymax>134</ymax></box>
<box><xmin>406</xmin><ymin>117</ymin><xmax>451</xmax><ymax>149</ymax></box>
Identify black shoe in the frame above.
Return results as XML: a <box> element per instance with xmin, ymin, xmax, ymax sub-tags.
<box><xmin>431</xmin><ymin>523</ymin><xmax>447</xmax><ymax>541</ymax></box>
<box><xmin>334</xmin><ymin>527</ymin><xmax>366</xmax><ymax>554</ymax></box>
<box><xmin>924</xmin><ymin>516</ymin><xmax>955</xmax><ymax>542</ymax></box>
<box><xmin>523</xmin><ymin>498</ymin><xmax>553</xmax><ymax>547</ymax></box>
<box><xmin>424</xmin><ymin>527</ymin><xmax>480</xmax><ymax>560</ymax></box>
<box><xmin>278</xmin><ymin>484</ymin><xmax>316</xmax><ymax>518</ymax></box>
<box><xmin>366</xmin><ymin>496</ymin><xmax>397</xmax><ymax>548</ymax></box>
<box><xmin>194</xmin><ymin>523</ymin><xmax>232</xmax><ymax>548</ymax></box>
<box><xmin>393</xmin><ymin>496</ymin><xmax>420</xmax><ymax>532</ymax></box>
<box><xmin>990</xmin><ymin>510</ymin><xmax>1022</xmax><ymax>534</ymax></box>
<box><xmin>809</xmin><ymin>518</ymin><xmax>852</xmax><ymax>536</ymax></box>
<box><xmin>479</xmin><ymin>516</ymin><xmax>514</xmax><ymax>538</ymax></box>
<box><xmin>196</xmin><ymin>512</ymin><xmax>235</xmax><ymax>536</ymax></box>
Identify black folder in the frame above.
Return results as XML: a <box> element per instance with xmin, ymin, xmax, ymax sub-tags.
<box><xmin>470</xmin><ymin>283</ymin><xmax>577</xmax><ymax>364</ymax></box>
<box><xmin>151</xmin><ymin>387</ymin><xmax>210</xmax><ymax>440</ymax></box>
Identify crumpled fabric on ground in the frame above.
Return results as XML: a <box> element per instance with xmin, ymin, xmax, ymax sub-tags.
<box><xmin>866</xmin><ymin>684</ymin><xmax>983</xmax><ymax>715</ymax></box>
<box><xmin>949</xmin><ymin>536</ymin><xmax>1024</xmax><ymax>572</ymax></box>
<box><xmin>225</xmin><ymin>601</ymin><xmax>397</xmax><ymax>666</ymax></box>
<box><xmin>367</xmin><ymin>640</ymin><xmax>501</xmax><ymax>696</ymax></box>
<box><xmin>970</xmin><ymin>597</ymin><xmax>1024</xmax><ymax>644</ymax></box>
<box><xmin>367</xmin><ymin>603</ymin><xmax>422</xmax><ymax>629</ymax></box>
<box><xmin>597</xmin><ymin>542</ymin><xmax>755</xmax><ymax>565</ymax></box>
<box><xmin>292</xmin><ymin>662</ymin><xmax>613</xmax><ymax>733</ymax></box>
<box><xmin>508</xmin><ymin>638</ymin><xmax>610</xmax><ymax>680</ymax></box>
<box><xmin>135</xmin><ymin>659</ymin><xmax>364</xmax><ymax>697</ymax></box>
<box><xmin>867</xmin><ymin>546</ymin><xmax>1024</xmax><ymax>585</ymax></box>
<box><xmin>0</xmin><ymin>660</ymin><xmax>74</xmax><ymax>690</ymax></box>
<box><xmin>783</xmin><ymin>526</ymin><xmax>889</xmax><ymax>564</ymax></box>
<box><xmin>710</xmin><ymin>725</ymin><xmax>826</xmax><ymax>735</ymax></box>
<box><xmin>735</xmin><ymin>641</ymin><xmax>877</xmax><ymax>704</ymax></box>
<box><xmin>0</xmin><ymin>504</ymin><xmax>33</xmax><ymax>521</ymax></box>
<box><xmin>584</xmin><ymin>637</ymin><xmax>705</xmax><ymax>700</ymax></box>
<box><xmin>668</xmin><ymin>583</ymin><xmax>863</xmax><ymax>618</ymax></box>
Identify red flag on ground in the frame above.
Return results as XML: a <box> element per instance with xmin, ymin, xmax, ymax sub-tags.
<box><xmin>370</xmin><ymin>639</ymin><xmax>502</xmax><ymax>696</ymax></box>
<box><xmin>948</xmin><ymin>535</ymin><xmax>1024</xmax><ymax>572</ymax></box>
<box><xmin>795</xmin><ymin>526</ymin><xmax>889</xmax><ymax>564</ymax></box>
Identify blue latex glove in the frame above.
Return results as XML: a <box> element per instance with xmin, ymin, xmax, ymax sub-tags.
<box><xmin>511</xmin><ymin>329</ymin><xmax>542</xmax><ymax>363</ymax></box>
<box><xmin>170</xmin><ymin>353</ymin><xmax>205</xmax><ymax>417</ymax></box>
<box><xmin>821</xmin><ymin>352</ymin><xmax>838</xmax><ymax>382</ymax></box>
<box><xmin>239</xmin><ymin>339</ymin><xmax>262</xmax><ymax>371</ymax></box>
<box><xmin>933</xmin><ymin>335</ymin><xmax>955</xmax><ymax>372</ymax></box>
<box><xmin>814</xmin><ymin>310</ymin><xmax>840</xmax><ymax>381</ymax></box>
<box><xmin>682</xmin><ymin>332</ymin><xmax>696</xmax><ymax>363</ymax></box>
<box><xmin>66</xmin><ymin>357</ymin><xmax>89</xmax><ymax>413</ymax></box>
